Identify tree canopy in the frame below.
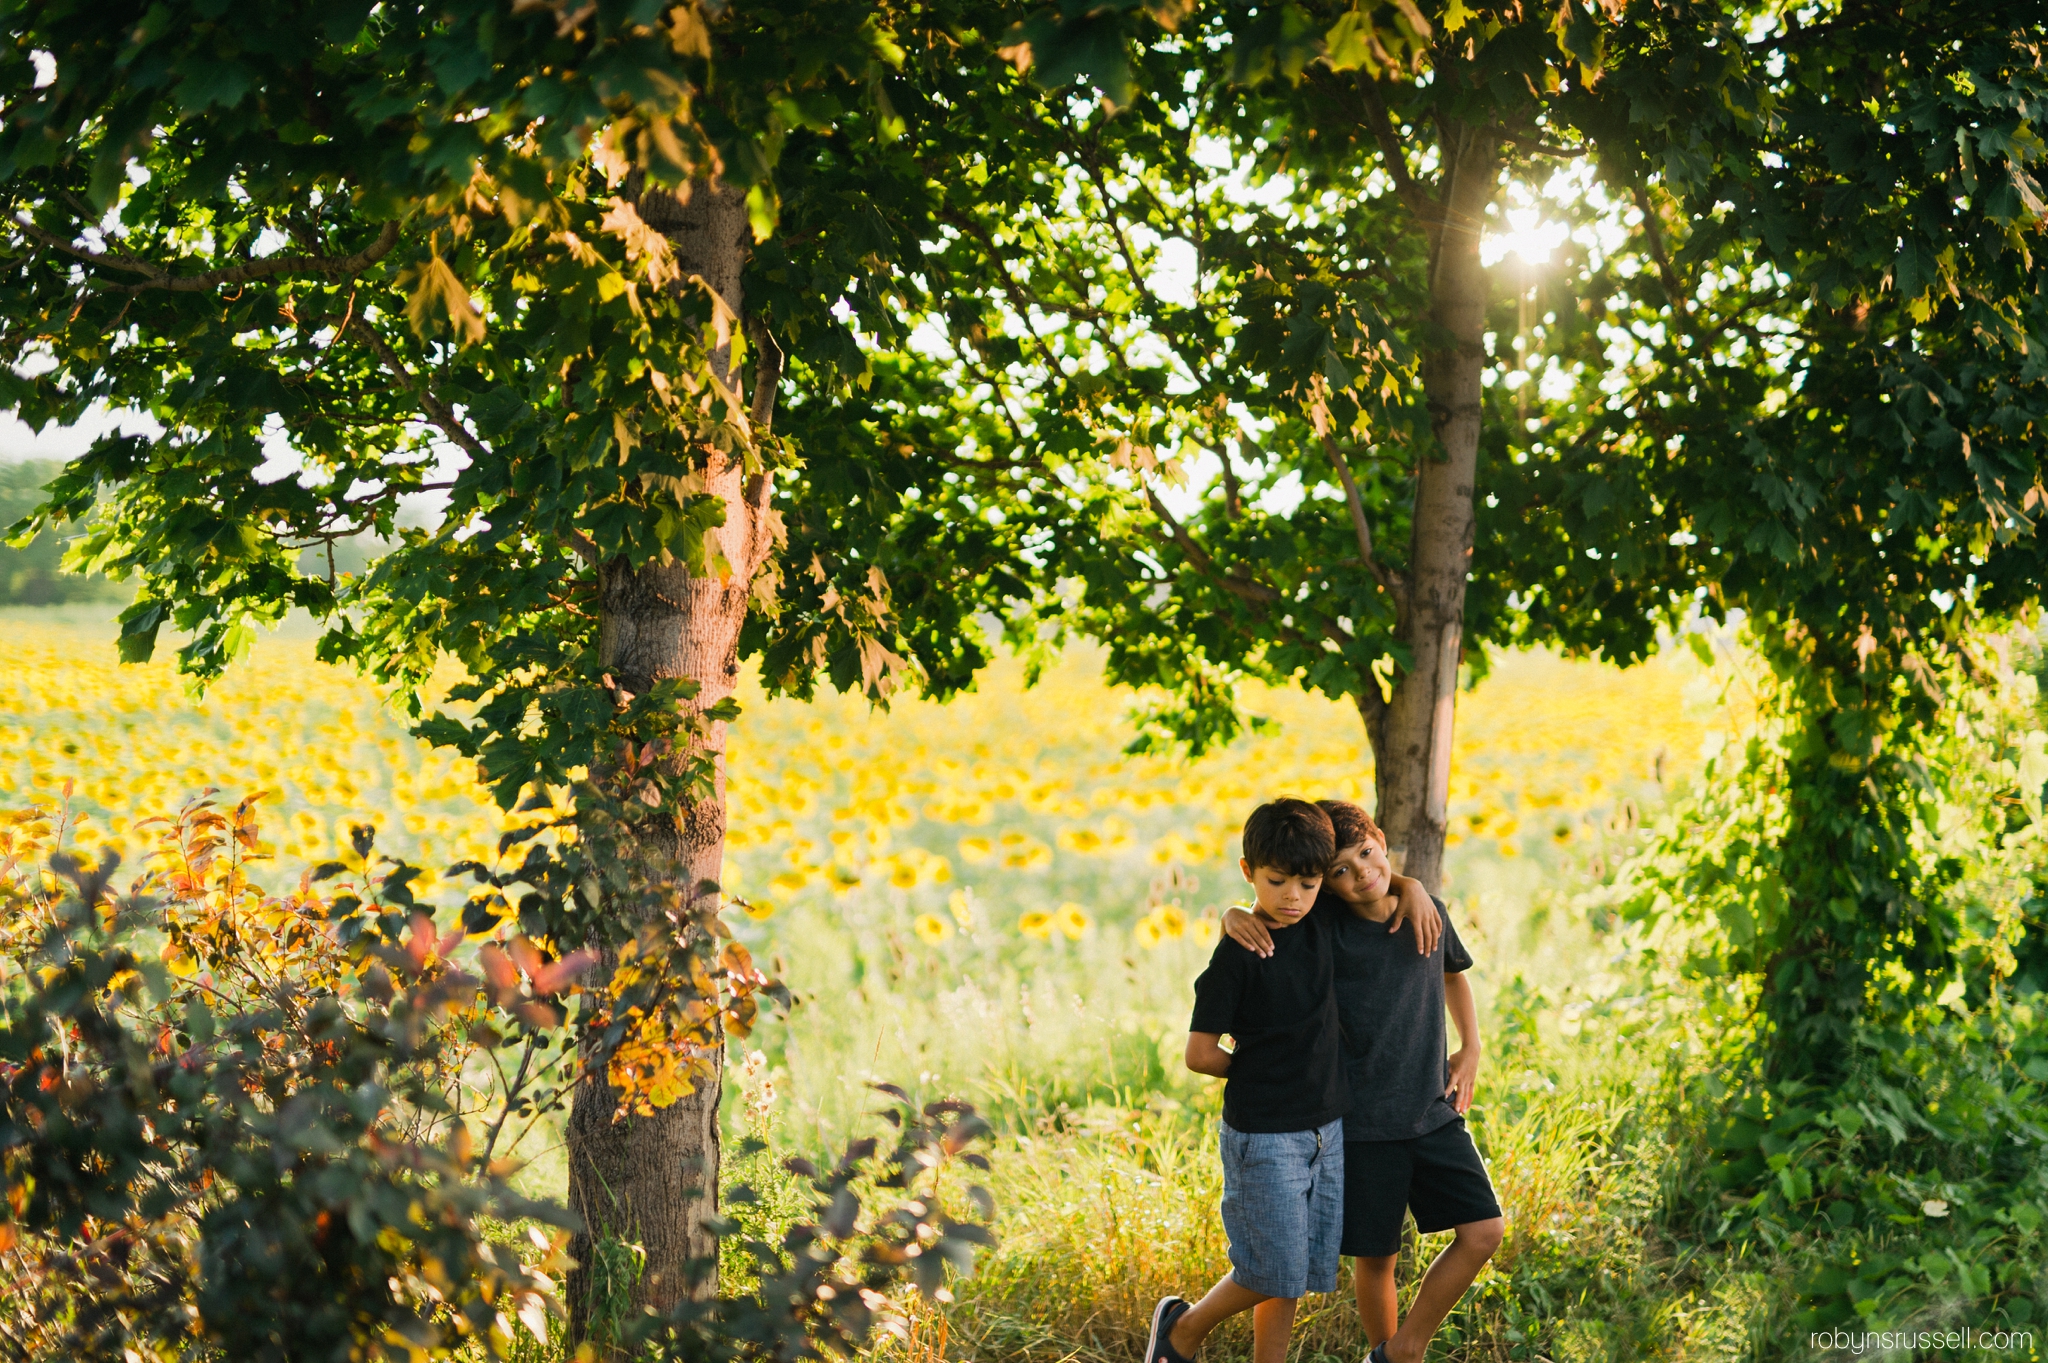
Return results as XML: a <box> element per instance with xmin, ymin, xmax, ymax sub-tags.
<box><xmin>0</xmin><ymin>0</ymin><xmax>1030</xmax><ymax>1328</ymax></box>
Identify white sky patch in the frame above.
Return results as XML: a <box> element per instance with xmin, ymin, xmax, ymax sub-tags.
<box><xmin>906</xmin><ymin>312</ymin><xmax>951</xmax><ymax>359</ymax></box>
<box><xmin>1154</xmin><ymin>446</ymin><xmax>1221</xmax><ymax>522</ymax></box>
<box><xmin>1257</xmin><ymin>468</ymin><xmax>1306</xmax><ymax>517</ymax></box>
<box><xmin>1486</xmin><ymin>162</ymin><xmax>1635</xmax><ymax>270</ymax></box>
<box><xmin>1538</xmin><ymin>363</ymin><xmax>1578</xmax><ymax>403</ymax></box>
<box><xmin>253</xmin><ymin>414</ymin><xmax>303</xmax><ymax>483</ymax></box>
<box><xmin>0</xmin><ymin>403</ymin><xmax>162</xmax><ymax>463</ymax></box>
<box><xmin>1145</xmin><ymin>234</ymin><xmax>1200</xmax><ymax>308</ymax></box>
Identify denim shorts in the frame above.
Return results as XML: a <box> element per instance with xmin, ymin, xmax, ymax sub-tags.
<box><xmin>1218</xmin><ymin>1117</ymin><xmax>1344</xmax><ymax>1298</ymax></box>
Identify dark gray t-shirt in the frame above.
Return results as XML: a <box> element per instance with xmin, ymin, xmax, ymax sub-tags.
<box><xmin>1328</xmin><ymin>893</ymin><xmax>1473</xmax><ymax>1142</ymax></box>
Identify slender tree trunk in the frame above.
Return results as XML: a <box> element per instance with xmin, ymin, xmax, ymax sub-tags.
<box><xmin>566</xmin><ymin>180</ymin><xmax>770</xmax><ymax>1339</ymax></box>
<box><xmin>1371</xmin><ymin>125</ymin><xmax>1495</xmax><ymax>895</ymax></box>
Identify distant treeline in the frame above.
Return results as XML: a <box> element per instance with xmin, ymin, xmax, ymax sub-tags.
<box><xmin>0</xmin><ymin>459</ymin><xmax>124</xmax><ymax>607</ymax></box>
<box><xmin>1</xmin><ymin>458</ymin><xmax>391</xmax><ymax>607</ymax></box>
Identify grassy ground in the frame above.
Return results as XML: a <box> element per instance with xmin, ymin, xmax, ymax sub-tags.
<box><xmin>748</xmin><ymin>863</ymin><xmax>1791</xmax><ymax>1363</ymax></box>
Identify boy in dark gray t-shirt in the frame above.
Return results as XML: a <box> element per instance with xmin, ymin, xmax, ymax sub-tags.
<box><xmin>1224</xmin><ymin>800</ymin><xmax>1503</xmax><ymax>1363</ymax></box>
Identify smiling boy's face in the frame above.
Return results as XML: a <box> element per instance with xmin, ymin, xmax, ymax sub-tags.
<box><xmin>1322</xmin><ymin>835</ymin><xmax>1392</xmax><ymax>908</ymax></box>
<box><xmin>1238</xmin><ymin>858</ymin><xmax>1323</xmax><ymax>926</ymax></box>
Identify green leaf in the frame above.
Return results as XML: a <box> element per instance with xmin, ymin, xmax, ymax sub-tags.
<box><xmin>1325</xmin><ymin>9</ymin><xmax>1380</xmax><ymax>74</ymax></box>
<box><xmin>401</xmin><ymin>253</ymin><xmax>487</xmax><ymax>347</ymax></box>
<box><xmin>116</xmin><ymin>601</ymin><xmax>165</xmax><ymax>664</ymax></box>
<box><xmin>747</xmin><ymin>183</ymin><xmax>780</xmax><ymax>243</ymax></box>
<box><xmin>172</xmin><ymin>59</ymin><xmax>254</xmax><ymax>113</ymax></box>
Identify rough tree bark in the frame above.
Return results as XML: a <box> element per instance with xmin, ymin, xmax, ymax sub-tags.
<box><xmin>1361</xmin><ymin>122</ymin><xmax>1496</xmax><ymax>895</ymax></box>
<box><xmin>566</xmin><ymin>179</ymin><xmax>780</xmax><ymax>1339</ymax></box>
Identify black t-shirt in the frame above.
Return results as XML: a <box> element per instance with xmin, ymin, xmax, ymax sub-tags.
<box><xmin>1328</xmin><ymin>893</ymin><xmax>1474</xmax><ymax>1142</ymax></box>
<box><xmin>1189</xmin><ymin>908</ymin><xmax>1347</xmax><ymax>1133</ymax></box>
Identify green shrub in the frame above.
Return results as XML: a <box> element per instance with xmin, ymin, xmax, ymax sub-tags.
<box><xmin>1626</xmin><ymin>642</ymin><xmax>2048</xmax><ymax>1354</ymax></box>
<box><xmin>0</xmin><ymin>794</ymin><xmax>998</xmax><ymax>1361</ymax></box>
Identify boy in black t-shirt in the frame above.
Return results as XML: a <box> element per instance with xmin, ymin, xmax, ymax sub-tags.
<box><xmin>1142</xmin><ymin>799</ymin><xmax>1343</xmax><ymax>1363</ymax></box>
<box><xmin>1224</xmin><ymin>800</ymin><xmax>1503</xmax><ymax>1363</ymax></box>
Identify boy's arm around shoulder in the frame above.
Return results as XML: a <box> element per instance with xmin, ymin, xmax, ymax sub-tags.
<box><xmin>1386</xmin><ymin>875</ymin><xmax>1442</xmax><ymax>954</ymax></box>
<box><xmin>1221</xmin><ymin>903</ymin><xmax>1275</xmax><ymax>957</ymax></box>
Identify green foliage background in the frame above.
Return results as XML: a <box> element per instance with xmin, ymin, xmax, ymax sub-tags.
<box><xmin>0</xmin><ymin>461</ymin><xmax>121</xmax><ymax>606</ymax></box>
<box><xmin>1</xmin><ymin>0</ymin><xmax>2045</xmax><ymax>1356</ymax></box>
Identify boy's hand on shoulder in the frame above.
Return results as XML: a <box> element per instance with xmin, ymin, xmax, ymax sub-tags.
<box><xmin>1446</xmin><ymin>1045</ymin><xmax>1479</xmax><ymax>1114</ymax></box>
<box><xmin>1387</xmin><ymin>875</ymin><xmax>1442</xmax><ymax>955</ymax></box>
<box><xmin>1221</xmin><ymin>905</ymin><xmax>1274</xmax><ymax>958</ymax></box>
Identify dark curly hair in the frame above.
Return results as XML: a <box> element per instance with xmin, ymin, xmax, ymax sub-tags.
<box><xmin>1240</xmin><ymin>798</ymin><xmax>1337</xmax><ymax>877</ymax></box>
<box><xmin>1316</xmin><ymin>799</ymin><xmax>1385</xmax><ymax>854</ymax></box>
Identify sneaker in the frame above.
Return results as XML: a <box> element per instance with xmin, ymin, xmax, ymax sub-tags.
<box><xmin>1144</xmin><ymin>1296</ymin><xmax>1194</xmax><ymax>1363</ymax></box>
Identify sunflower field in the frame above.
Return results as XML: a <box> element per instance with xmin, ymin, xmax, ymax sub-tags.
<box><xmin>2</xmin><ymin>613</ymin><xmax>1724</xmax><ymax>932</ymax></box>
<box><xmin>2</xmin><ymin>609</ymin><xmax>1732</xmax><ymax>1148</ymax></box>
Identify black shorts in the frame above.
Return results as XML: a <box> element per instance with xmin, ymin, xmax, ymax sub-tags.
<box><xmin>1340</xmin><ymin>1117</ymin><xmax>1502</xmax><ymax>1257</ymax></box>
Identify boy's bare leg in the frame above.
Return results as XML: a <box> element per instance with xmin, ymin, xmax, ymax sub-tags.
<box><xmin>1352</xmin><ymin>1254</ymin><xmax>1399</xmax><ymax>1346</ymax></box>
<box><xmin>1250</xmin><ymin>1296</ymin><xmax>1299</xmax><ymax>1363</ymax></box>
<box><xmin>1378</xmin><ymin>1218</ymin><xmax>1505</xmax><ymax>1363</ymax></box>
<box><xmin>1167</xmin><ymin>1273</ymin><xmax>1269</xmax><ymax>1355</ymax></box>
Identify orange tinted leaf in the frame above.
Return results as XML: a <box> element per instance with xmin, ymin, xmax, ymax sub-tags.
<box><xmin>509</xmin><ymin>936</ymin><xmax>546</xmax><ymax>982</ymax></box>
<box><xmin>478</xmin><ymin>943</ymin><xmax>520</xmax><ymax>994</ymax></box>
<box><xmin>719</xmin><ymin>940</ymin><xmax>754</xmax><ymax>977</ymax></box>
<box><xmin>529</xmin><ymin>947</ymin><xmax>599</xmax><ymax>995</ymax></box>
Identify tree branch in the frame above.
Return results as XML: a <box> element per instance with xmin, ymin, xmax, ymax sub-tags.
<box><xmin>947</xmin><ymin>335</ymin><xmax>1030</xmax><ymax>450</ymax></box>
<box><xmin>563</xmin><ymin>529</ymin><xmax>601</xmax><ymax>567</ymax></box>
<box><xmin>15</xmin><ymin>218</ymin><xmax>401</xmax><ymax>293</ymax></box>
<box><xmin>1318</xmin><ymin>429</ymin><xmax>1406</xmax><ymax>600</ymax></box>
<box><xmin>1144</xmin><ymin>484</ymin><xmax>1275</xmax><ymax>601</ymax></box>
<box><xmin>934</xmin><ymin>447</ymin><xmax>1044</xmax><ymax>475</ymax></box>
<box><xmin>346</xmin><ymin>315</ymin><xmax>490</xmax><ymax>466</ymax></box>
<box><xmin>1139</xmin><ymin>482</ymin><xmax>1358</xmax><ymax>658</ymax></box>
<box><xmin>1491</xmin><ymin>126</ymin><xmax>1589</xmax><ymax>159</ymax></box>
<box><xmin>939</xmin><ymin>209</ymin><xmax>1075</xmax><ymax>386</ymax></box>
<box><xmin>1630</xmin><ymin>184</ymin><xmax>1696</xmax><ymax>330</ymax></box>
<box><xmin>746</xmin><ymin>319</ymin><xmax>783</xmax><ymax>436</ymax></box>
<box><xmin>1043</xmin><ymin>230</ymin><xmax>1140</xmax><ymax>371</ymax></box>
<box><xmin>1353</xmin><ymin>77</ymin><xmax>1437</xmax><ymax>222</ymax></box>
<box><xmin>1078</xmin><ymin>149</ymin><xmax>1173</xmax><ymax>325</ymax></box>
<box><xmin>1353</xmin><ymin>674</ymin><xmax>1388</xmax><ymax>741</ymax></box>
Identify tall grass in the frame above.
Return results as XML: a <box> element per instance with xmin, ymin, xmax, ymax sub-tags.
<box><xmin>450</xmin><ymin>815</ymin><xmax>1809</xmax><ymax>1362</ymax></box>
<box><xmin>752</xmin><ymin>894</ymin><xmax>1217</xmax><ymax>1146</ymax></box>
<box><xmin>904</xmin><ymin>1072</ymin><xmax>1791</xmax><ymax>1363</ymax></box>
<box><xmin>714</xmin><ymin>842</ymin><xmax>1810</xmax><ymax>1362</ymax></box>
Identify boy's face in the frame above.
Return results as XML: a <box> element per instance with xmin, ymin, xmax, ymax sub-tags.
<box><xmin>1322</xmin><ymin>836</ymin><xmax>1392</xmax><ymax>907</ymax></box>
<box><xmin>1238</xmin><ymin>858</ymin><xmax>1323</xmax><ymax>926</ymax></box>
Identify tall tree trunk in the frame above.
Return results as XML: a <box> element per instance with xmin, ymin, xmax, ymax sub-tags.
<box><xmin>566</xmin><ymin>180</ymin><xmax>772</xmax><ymax>1340</ymax></box>
<box><xmin>1370</xmin><ymin>124</ymin><xmax>1495</xmax><ymax>895</ymax></box>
